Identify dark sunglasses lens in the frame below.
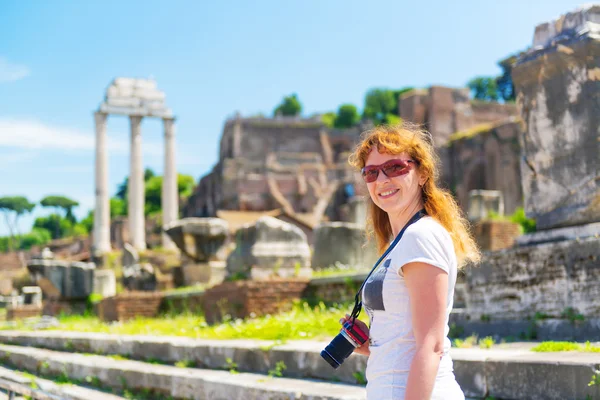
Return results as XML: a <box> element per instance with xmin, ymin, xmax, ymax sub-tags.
<box><xmin>362</xmin><ymin>168</ymin><xmax>378</xmax><ymax>183</ymax></box>
<box><xmin>383</xmin><ymin>161</ymin><xmax>410</xmax><ymax>177</ymax></box>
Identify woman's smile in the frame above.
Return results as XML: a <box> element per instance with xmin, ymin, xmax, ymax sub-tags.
<box><xmin>378</xmin><ymin>188</ymin><xmax>400</xmax><ymax>199</ymax></box>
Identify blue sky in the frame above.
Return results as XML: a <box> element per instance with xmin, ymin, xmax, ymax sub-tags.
<box><xmin>0</xmin><ymin>0</ymin><xmax>585</xmax><ymax>235</ymax></box>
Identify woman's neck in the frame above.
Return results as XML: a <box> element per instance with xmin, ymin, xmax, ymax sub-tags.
<box><xmin>389</xmin><ymin>197</ymin><xmax>425</xmax><ymax>238</ymax></box>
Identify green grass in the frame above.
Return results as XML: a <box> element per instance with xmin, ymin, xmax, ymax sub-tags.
<box><xmin>531</xmin><ymin>341</ymin><xmax>600</xmax><ymax>352</ymax></box>
<box><xmin>311</xmin><ymin>266</ymin><xmax>369</xmax><ymax>279</ymax></box>
<box><xmin>1</xmin><ymin>301</ymin><xmax>367</xmax><ymax>341</ymax></box>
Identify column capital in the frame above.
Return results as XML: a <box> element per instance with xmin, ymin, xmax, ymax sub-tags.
<box><xmin>163</xmin><ymin>116</ymin><xmax>177</xmax><ymax>122</ymax></box>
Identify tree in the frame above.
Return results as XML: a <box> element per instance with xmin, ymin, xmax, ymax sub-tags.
<box><xmin>467</xmin><ymin>77</ymin><xmax>499</xmax><ymax>101</ymax></box>
<box><xmin>334</xmin><ymin>104</ymin><xmax>360</xmax><ymax>128</ymax></box>
<box><xmin>33</xmin><ymin>214</ymin><xmax>72</xmax><ymax>240</ymax></box>
<box><xmin>40</xmin><ymin>195</ymin><xmax>79</xmax><ymax>223</ymax></box>
<box><xmin>0</xmin><ymin>196</ymin><xmax>35</xmax><ymax>251</ymax></box>
<box><xmin>115</xmin><ymin>168</ymin><xmax>156</xmax><ymax>200</ymax></box>
<box><xmin>496</xmin><ymin>51</ymin><xmax>525</xmax><ymax>103</ymax></box>
<box><xmin>40</xmin><ymin>195</ymin><xmax>79</xmax><ymax>239</ymax></box>
<box><xmin>320</xmin><ymin>112</ymin><xmax>336</xmax><ymax>128</ymax></box>
<box><xmin>273</xmin><ymin>94</ymin><xmax>302</xmax><ymax>117</ymax></box>
<box><xmin>362</xmin><ymin>87</ymin><xmax>412</xmax><ymax>125</ymax></box>
<box><xmin>144</xmin><ymin>173</ymin><xmax>196</xmax><ymax>216</ymax></box>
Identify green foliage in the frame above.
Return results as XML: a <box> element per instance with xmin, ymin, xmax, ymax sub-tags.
<box><xmin>18</xmin><ymin>228</ymin><xmax>51</xmax><ymax>250</ymax></box>
<box><xmin>589</xmin><ymin>370</ymin><xmax>600</xmax><ymax>387</ymax></box>
<box><xmin>362</xmin><ymin>87</ymin><xmax>412</xmax><ymax>125</ymax></box>
<box><xmin>353</xmin><ymin>371</ymin><xmax>367</xmax><ymax>385</ymax></box>
<box><xmin>561</xmin><ymin>307</ymin><xmax>585</xmax><ymax>324</ymax></box>
<box><xmin>487</xmin><ymin>207</ymin><xmax>536</xmax><ymax>234</ymax></box>
<box><xmin>479</xmin><ymin>336</ymin><xmax>495</xmax><ymax>349</ymax></box>
<box><xmin>509</xmin><ymin>207</ymin><xmax>536</xmax><ymax>234</ymax></box>
<box><xmin>110</xmin><ymin>197</ymin><xmax>126</xmax><ymax>217</ymax></box>
<box><xmin>80</xmin><ymin>210</ymin><xmax>94</xmax><ymax>233</ymax></box>
<box><xmin>321</xmin><ymin>112</ymin><xmax>336</xmax><ymax>128</ymax></box>
<box><xmin>40</xmin><ymin>195</ymin><xmax>79</xmax><ymax>223</ymax></box>
<box><xmin>33</xmin><ymin>213</ymin><xmax>72</xmax><ymax>240</ymax></box>
<box><xmin>274</xmin><ymin>93</ymin><xmax>302</xmax><ymax>117</ymax></box>
<box><xmin>363</xmin><ymin>88</ymin><xmax>396</xmax><ymax>124</ymax></box>
<box><xmin>0</xmin><ymin>196</ymin><xmax>36</xmax><ymax>250</ymax></box>
<box><xmin>175</xmin><ymin>359</ymin><xmax>196</xmax><ymax>368</ymax></box>
<box><xmin>224</xmin><ymin>357</ymin><xmax>238</xmax><ymax>374</ymax></box>
<box><xmin>268</xmin><ymin>360</ymin><xmax>287</xmax><ymax>377</ymax></box>
<box><xmin>333</xmin><ymin>104</ymin><xmax>360</xmax><ymax>128</ymax></box>
<box><xmin>2</xmin><ymin>301</ymin><xmax>369</xmax><ymax>341</ymax></box>
<box><xmin>531</xmin><ymin>341</ymin><xmax>584</xmax><ymax>352</ymax></box>
<box><xmin>467</xmin><ymin>76</ymin><xmax>499</xmax><ymax>101</ymax></box>
<box><xmin>453</xmin><ymin>335</ymin><xmax>479</xmax><ymax>348</ymax></box>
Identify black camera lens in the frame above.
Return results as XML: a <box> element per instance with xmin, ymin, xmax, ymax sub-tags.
<box><xmin>320</xmin><ymin>331</ymin><xmax>357</xmax><ymax>369</ymax></box>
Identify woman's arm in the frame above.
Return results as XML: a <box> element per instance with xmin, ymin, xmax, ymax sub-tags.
<box><xmin>402</xmin><ymin>261</ymin><xmax>449</xmax><ymax>400</ymax></box>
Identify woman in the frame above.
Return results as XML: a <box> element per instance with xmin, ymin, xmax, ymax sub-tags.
<box><xmin>341</xmin><ymin>123</ymin><xmax>480</xmax><ymax>399</ymax></box>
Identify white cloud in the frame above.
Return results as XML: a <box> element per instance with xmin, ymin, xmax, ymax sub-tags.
<box><xmin>0</xmin><ymin>118</ymin><xmax>163</xmax><ymax>156</ymax></box>
<box><xmin>0</xmin><ymin>58</ymin><xmax>30</xmax><ymax>83</ymax></box>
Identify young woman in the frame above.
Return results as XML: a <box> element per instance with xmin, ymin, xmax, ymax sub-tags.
<box><xmin>341</xmin><ymin>123</ymin><xmax>480</xmax><ymax>399</ymax></box>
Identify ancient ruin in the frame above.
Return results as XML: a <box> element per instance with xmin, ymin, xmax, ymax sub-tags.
<box><xmin>93</xmin><ymin>78</ymin><xmax>178</xmax><ymax>254</ymax></box>
<box><xmin>458</xmin><ymin>5</ymin><xmax>600</xmax><ymax>338</ymax></box>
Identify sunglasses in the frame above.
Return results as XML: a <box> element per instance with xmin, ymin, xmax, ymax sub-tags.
<box><xmin>361</xmin><ymin>159</ymin><xmax>416</xmax><ymax>183</ymax></box>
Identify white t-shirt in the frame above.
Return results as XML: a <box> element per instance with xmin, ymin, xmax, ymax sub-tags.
<box><xmin>361</xmin><ymin>216</ymin><xmax>464</xmax><ymax>400</ymax></box>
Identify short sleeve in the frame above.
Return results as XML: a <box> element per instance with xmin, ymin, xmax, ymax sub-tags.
<box><xmin>390</xmin><ymin>225</ymin><xmax>451</xmax><ymax>276</ymax></box>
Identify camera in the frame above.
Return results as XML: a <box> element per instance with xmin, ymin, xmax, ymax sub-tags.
<box><xmin>320</xmin><ymin>320</ymin><xmax>369</xmax><ymax>368</ymax></box>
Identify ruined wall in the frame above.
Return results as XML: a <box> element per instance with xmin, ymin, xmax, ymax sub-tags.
<box><xmin>446</xmin><ymin>120</ymin><xmax>523</xmax><ymax>214</ymax></box>
<box><xmin>512</xmin><ymin>5</ymin><xmax>600</xmax><ymax>229</ymax></box>
<box><xmin>465</xmin><ymin>237</ymin><xmax>600</xmax><ymax>320</ymax></box>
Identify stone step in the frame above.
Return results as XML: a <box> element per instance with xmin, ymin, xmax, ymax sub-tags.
<box><xmin>0</xmin><ymin>331</ymin><xmax>599</xmax><ymax>399</ymax></box>
<box><xmin>0</xmin><ymin>366</ymin><xmax>125</xmax><ymax>400</ymax></box>
<box><xmin>0</xmin><ymin>344</ymin><xmax>366</xmax><ymax>400</ymax></box>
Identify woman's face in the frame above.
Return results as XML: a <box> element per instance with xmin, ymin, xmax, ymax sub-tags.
<box><xmin>364</xmin><ymin>148</ymin><xmax>425</xmax><ymax>215</ymax></box>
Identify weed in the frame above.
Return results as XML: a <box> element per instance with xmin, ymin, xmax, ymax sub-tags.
<box><xmin>480</xmin><ymin>314</ymin><xmax>491</xmax><ymax>322</ymax></box>
<box><xmin>175</xmin><ymin>359</ymin><xmax>196</xmax><ymax>368</ymax></box>
<box><xmin>268</xmin><ymin>360</ymin><xmax>287</xmax><ymax>377</ymax></box>
<box><xmin>479</xmin><ymin>336</ymin><xmax>495</xmax><ymax>349</ymax></box>
<box><xmin>225</xmin><ymin>357</ymin><xmax>238</xmax><ymax>374</ymax></box>
<box><xmin>562</xmin><ymin>307</ymin><xmax>585</xmax><ymax>324</ymax></box>
<box><xmin>589</xmin><ymin>369</ymin><xmax>600</xmax><ymax>387</ymax></box>
<box><xmin>453</xmin><ymin>335</ymin><xmax>478</xmax><ymax>348</ymax></box>
<box><xmin>353</xmin><ymin>371</ymin><xmax>367</xmax><ymax>385</ymax></box>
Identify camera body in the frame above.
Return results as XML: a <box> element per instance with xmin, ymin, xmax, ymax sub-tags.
<box><xmin>320</xmin><ymin>320</ymin><xmax>369</xmax><ymax>369</ymax></box>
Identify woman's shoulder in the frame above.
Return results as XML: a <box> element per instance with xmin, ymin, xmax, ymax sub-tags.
<box><xmin>404</xmin><ymin>215</ymin><xmax>452</xmax><ymax>243</ymax></box>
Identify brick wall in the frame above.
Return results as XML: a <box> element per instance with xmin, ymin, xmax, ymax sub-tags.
<box><xmin>98</xmin><ymin>292</ymin><xmax>164</xmax><ymax>322</ymax></box>
<box><xmin>202</xmin><ymin>279</ymin><xmax>309</xmax><ymax>324</ymax></box>
<box><xmin>473</xmin><ymin>220</ymin><xmax>521</xmax><ymax>251</ymax></box>
<box><xmin>7</xmin><ymin>305</ymin><xmax>42</xmax><ymax>320</ymax></box>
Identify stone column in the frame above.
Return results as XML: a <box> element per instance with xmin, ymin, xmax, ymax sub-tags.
<box><xmin>93</xmin><ymin>112</ymin><xmax>111</xmax><ymax>255</ymax></box>
<box><xmin>128</xmin><ymin>115</ymin><xmax>146</xmax><ymax>250</ymax></box>
<box><xmin>162</xmin><ymin>117</ymin><xmax>178</xmax><ymax>250</ymax></box>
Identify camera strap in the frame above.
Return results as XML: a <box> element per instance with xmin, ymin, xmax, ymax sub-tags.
<box><xmin>349</xmin><ymin>208</ymin><xmax>427</xmax><ymax>321</ymax></box>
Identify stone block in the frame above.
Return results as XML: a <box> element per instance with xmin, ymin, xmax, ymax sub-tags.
<box><xmin>92</xmin><ymin>269</ymin><xmax>116</xmax><ymax>298</ymax></box>
<box><xmin>226</xmin><ymin>216</ymin><xmax>311</xmax><ymax>280</ymax></box>
<box><xmin>467</xmin><ymin>190</ymin><xmax>504</xmax><ymax>222</ymax></box>
<box><xmin>465</xmin><ymin>237</ymin><xmax>600</xmax><ymax>320</ymax></box>
<box><xmin>512</xmin><ymin>5</ymin><xmax>600</xmax><ymax>230</ymax></box>
<box><xmin>164</xmin><ymin>218</ymin><xmax>229</xmax><ymax>262</ymax></box>
<box><xmin>21</xmin><ymin>286</ymin><xmax>42</xmax><ymax>306</ymax></box>
<box><xmin>311</xmin><ymin>222</ymin><xmax>377</xmax><ymax>270</ymax></box>
<box><xmin>27</xmin><ymin>259</ymin><xmax>95</xmax><ymax>300</ymax></box>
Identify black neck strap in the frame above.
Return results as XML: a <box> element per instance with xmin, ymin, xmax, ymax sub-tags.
<box><xmin>349</xmin><ymin>209</ymin><xmax>427</xmax><ymax>321</ymax></box>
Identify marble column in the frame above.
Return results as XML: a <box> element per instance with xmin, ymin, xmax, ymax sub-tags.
<box><xmin>128</xmin><ymin>115</ymin><xmax>146</xmax><ymax>250</ymax></box>
<box><xmin>93</xmin><ymin>112</ymin><xmax>111</xmax><ymax>255</ymax></box>
<box><xmin>162</xmin><ymin>117</ymin><xmax>178</xmax><ymax>250</ymax></box>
